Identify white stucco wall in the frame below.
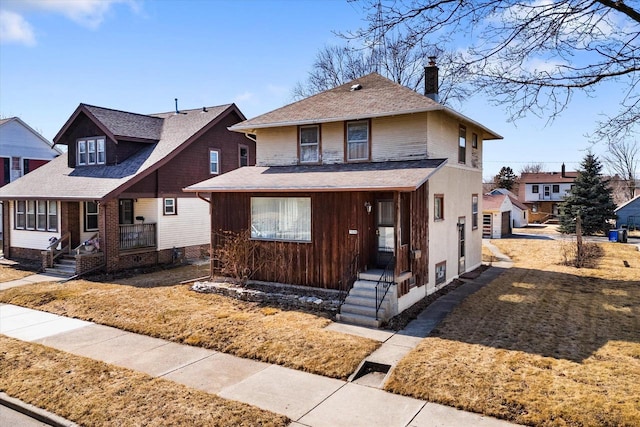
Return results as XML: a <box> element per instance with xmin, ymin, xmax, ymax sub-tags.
<box><xmin>427</xmin><ymin>165</ymin><xmax>483</xmax><ymax>291</ymax></box>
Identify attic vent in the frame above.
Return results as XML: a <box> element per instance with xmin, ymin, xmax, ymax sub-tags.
<box><xmin>202</xmin><ymin>107</ymin><xmax>208</xmax><ymax>113</ymax></box>
<box><xmin>350</xmin><ymin>84</ymin><xmax>362</xmax><ymax>91</ymax></box>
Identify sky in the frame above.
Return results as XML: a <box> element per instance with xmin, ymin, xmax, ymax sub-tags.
<box><xmin>0</xmin><ymin>0</ymin><xmax>624</xmax><ymax>181</ymax></box>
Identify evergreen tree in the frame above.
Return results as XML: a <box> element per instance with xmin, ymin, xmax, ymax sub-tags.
<box><xmin>494</xmin><ymin>166</ymin><xmax>517</xmax><ymax>191</ymax></box>
<box><xmin>559</xmin><ymin>154</ymin><xmax>617</xmax><ymax>235</ymax></box>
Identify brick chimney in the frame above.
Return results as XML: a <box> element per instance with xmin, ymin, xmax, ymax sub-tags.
<box><xmin>425</xmin><ymin>56</ymin><xmax>439</xmax><ymax>102</ymax></box>
<box><xmin>561</xmin><ymin>163</ymin><xmax>566</xmax><ymax>178</ymax></box>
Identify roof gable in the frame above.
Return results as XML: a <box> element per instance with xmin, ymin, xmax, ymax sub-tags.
<box><xmin>0</xmin><ymin>117</ymin><xmax>62</xmax><ymax>155</ymax></box>
<box><xmin>0</xmin><ymin>103</ymin><xmax>244</xmax><ymax>201</ymax></box>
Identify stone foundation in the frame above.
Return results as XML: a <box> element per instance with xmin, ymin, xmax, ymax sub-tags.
<box><xmin>191</xmin><ymin>280</ymin><xmax>341</xmax><ymax>315</ymax></box>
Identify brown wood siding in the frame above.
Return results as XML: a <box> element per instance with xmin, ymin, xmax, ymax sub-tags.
<box><xmin>114</xmin><ymin>140</ymin><xmax>149</xmax><ymax>165</ymax></box>
<box><xmin>55</xmin><ymin>113</ymin><xmax>111</xmax><ymax>168</ymax></box>
<box><xmin>155</xmin><ymin>111</ymin><xmax>253</xmax><ymax>197</ymax></box>
<box><xmin>407</xmin><ymin>182</ymin><xmax>429</xmax><ymax>294</ymax></box>
<box><xmin>210</xmin><ymin>191</ymin><xmax>375</xmax><ymax>290</ymax></box>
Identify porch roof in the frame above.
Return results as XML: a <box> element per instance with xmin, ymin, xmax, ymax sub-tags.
<box><xmin>184</xmin><ymin>159</ymin><xmax>447</xmax><ymax>193</ymax></box>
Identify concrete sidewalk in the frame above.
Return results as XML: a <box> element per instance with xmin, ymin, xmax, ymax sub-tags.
<box><xmin>1</xmin><ymin>250</ymin><xmax>518</xmax><ymax>426</ymax></box>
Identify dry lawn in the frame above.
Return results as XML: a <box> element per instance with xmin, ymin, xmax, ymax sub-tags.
<box><xmin>386</xmin><ymin>239</ymin><xmax>640</xmax><ymax>426</ymax></box>
<box><xmin>0</xmin><ymin>265</ymin><xmax>378</xmax><ymax>379</ymax></box>
<box><xmin>0</xmin><ymin>262</ymin><xmax>39</xmax><ymax>282</ymax></box>
<box><xmin>0</xmin><ymin>336</ymin><xmax>288</xmax><ymax>426</ymax></box>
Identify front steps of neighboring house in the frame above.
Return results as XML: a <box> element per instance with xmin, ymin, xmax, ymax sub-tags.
<box><xmin>338</xmin><ymin>270</ymin><xmax>407</xmax><ymax>328</ymax></box>
<box><xmin>45</xmin><ymin>254</ymin><xmax>77</xmax><ymax>278</ymax></box>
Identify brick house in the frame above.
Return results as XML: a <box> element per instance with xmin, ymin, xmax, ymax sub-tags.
<box><xmin>0</xmin><ymin>103</ymin><xmax>253</xmax><ymax>276</ymax></box>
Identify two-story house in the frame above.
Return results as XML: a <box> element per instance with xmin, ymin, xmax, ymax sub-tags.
<box><xmin>0</xmin><ymin>103</ymin><xmax>253</xmax><ymax>277</ymax></box>
<box><xmin>185</xmin><ymin>71</ymin><xmax>501</xmax><ymax>326</ymax></box>
<box><xmin>518</xmin><ymin>165</ymin><xmax>577</xmax><ymax>223</ymax></box>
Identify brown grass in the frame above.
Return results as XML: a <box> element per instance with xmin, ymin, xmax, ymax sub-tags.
<box><xmin>0</xmin><ymin>336</ymin><xmax>288</xmax><ymax>426</ymax></box>
<box><xmin>386</xmin><ymin>240</ymin><xmax>640</xmax><ymax>426</ymax></box>
<box><xmin>0</xmin><ymin>263</ymin><xmax>39</xmax><ymax>282</ymax></box>
<box><xmin>0</xmin><ymin>265</ymin><xmax>378</xmax><ymax>379</ymax></box>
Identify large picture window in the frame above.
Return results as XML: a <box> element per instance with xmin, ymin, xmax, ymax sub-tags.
<box><xmin>77</xmin><ymin>137</ymin><xmax>105</xmax><ymax>166</ymax></box>
<box><xmin>14</xmin><ymin>200</ymin><xmax>57</xmax><ymax>232</ymax></box>
<box><xmin>346</xmin><ymin>120</ymin><xmax>369</xmax><ymax>161</ymax></box>
<box><xmin>251</xmin><ymin>197</ymin><xmax>311</xmax><ymax>242</ymax></box>
<box><xmin>299</xmin><ymin>125</ymin><xmax>319</xmax><ymax>163</ymax></box>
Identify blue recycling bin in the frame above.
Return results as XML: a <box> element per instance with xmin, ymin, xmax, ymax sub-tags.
<box><xmin>609</xmin><ymin>230</ymin><xmax>618</xmax><ymax>242</ymax></box>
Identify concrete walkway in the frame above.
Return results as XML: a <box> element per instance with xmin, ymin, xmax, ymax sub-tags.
<box><xmin>1</xmin><ymin>248</ymin><xmax>518</xmax><ymax>427</ymax></box>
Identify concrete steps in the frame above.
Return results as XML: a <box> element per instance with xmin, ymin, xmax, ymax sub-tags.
<box><xmin>337</xmin><ymin>272</ymin><xmax>394</xmax><ymax>328</ymax></box>
<box><xmin>45</xmin><ymin>254</ymin><xmax>76</xmax><ymax>278</ymax></box>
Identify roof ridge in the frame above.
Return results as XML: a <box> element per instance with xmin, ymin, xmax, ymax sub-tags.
<box><xmin>82</xmin><ymin>103</ymin><xmax>163</xmax><ymax>120</ymax></box>
<box><xmin>149</xmin><ymin>103</ymin><xmax>233</xmax><ymax>116</ymax></box>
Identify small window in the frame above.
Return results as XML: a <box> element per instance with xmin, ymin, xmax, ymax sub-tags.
<box><xmin>164</xmin><ymin>198</ymin><xmax>177</xmax><ymax>215</ymax></box>
<box><xmin>210</xmin><ymin>150</ymin><xmax>220</xmax><ymax>174</ymax></box>
<box><xmin>532</xmin><ymin>185</ymin><xmax>539</xmax><ymax>194</ymax></box>
<box><xmin>77</xmin><ymin>137</ymin><xmax>105</xmax><ymax>166</ymax></box>
<box><xmin>23</xmin><ymin>159</ymin><xmax>30</xmax><ymax>174</ymax></box>
<box><xmin>85</xmin><ymin>202</ymin><xmax>99</xmax><ymax>231</ymax></box>
<box><xmin>239</xmin><ymin>145</ymin><xmax>249</xmax><ymax>167</ymax></box>
<box><xmin>458</xmin><ymin>125</ymin><xmax>466</xmax><ymax>164</ymax></box>
<box><xmin>299</xmin><ymin>125</ymin><xmax>319</xmax><ymax>163</ymax></box>
<box><xmin>346</xmin><ymin>120</ymin><xmax>369</xmax><ymax>161</ymax></box>
<box><xmin>436</xmin><ymin>261</ymin><xmax>446</xmax><ymax>285</ymax></box>
<box><xmin>15</xmin><ymin>200</ymin><xmax>26</xmax><ymax>229</ymax></box>
<box><xmin>251</xmin><ymin>197</ymin><xmax>311</xmax><ymax>242</ymax></box>
<box><xmin>434</xmin><ymin>194</ymin><xmax>444</xmax><ymax>221</ymax></box>
<box><xmin>48</xmin><ymin>201</ymin><xmax>58</xmax><ymax>232</ymax></box>
<box><xmin>26</xmin><ymin>200</ymin><xmax>35</xmax><ymax>229</ymax></box>
<box><xmin>472</xmin><ymin>194</ymin><xmax>478</xmax><ymax>229</ymax></box>
<box><xmin>472</xmin><ymin>133</ymin><xmax>478</xmax><ymax>149</ymax></box>
<box><xmin>552</xmin><ymin>184</ymin><xmax>560</xmax><ymax>193</ymax></box>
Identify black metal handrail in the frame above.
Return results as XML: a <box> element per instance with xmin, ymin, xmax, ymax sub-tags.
<box><xmin>375</xmin><ymin>256</ymin><xmax>395</xmax><ymax>320</ymax></box>
<box><xmin>338</xmin><ymin>253</ymin><xmax>360</xmax><ymax>306</ymax></box>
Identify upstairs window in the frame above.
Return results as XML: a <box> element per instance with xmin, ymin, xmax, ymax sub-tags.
<box><xmin>532</xmin><ymin>185</ymin><xmax>539</xmax><ymax>194</ymax></box>
<box><xmin>299</xmin><ymin>125</ymin><xmax>319</xmax><ymax>163</ymax></box>
<box><xmin>239</xmin><ymin>145</ymin><xmax>249</xmax><ymax>167</ymax></box>
<box><xmin>434</xmin><ymin>194</ymin><xmax>444</xmax><ymax>221</ymax></box>
<box><xmin>552</xmin><ymin>184</ymin><xmax>560</xmax><ymax>193</ymax></box>
<box><xmin>458</xmin><ymin>125</ymin><xmax>466</xmax><ymax>164</ymax></box>
<box><xmin>346</xmin><ymin>120</ymin><xmax>369</xmax><ymax>161</ymax></box>
<box><xmin>77</xmin><ymin>137</ymin><xmax>105</xmax><ymax>166</ymax></box>
<box><xmin>210</xmin><ymin>150</ymin><xmax>220</xmax><ymax>174</ymax></box>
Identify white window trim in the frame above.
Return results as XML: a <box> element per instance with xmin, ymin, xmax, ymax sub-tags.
<box><xmin>210</xmin><ymin>149</ymin><xmax>220</xmax><ymax>175</ymax></box>
<box><xmin>250</xmin><ymin>197</ymin><xmax>311</xmax><ymax>242</ymax></box>
<box><xmin>85</xmin><ymin>202</ymin><xmax>99</xmax><ymax>231</ymax></box>
<box><xmin>77</xmin><ymin>137</ymin><xmax>105</xmax><ymax>166</ymax></box>
<box><xmin>14</xmin><ymin>200</ymin><xmax>57</xmax><ymax>232</ymax></box>
<box><xmin>163</xmin><ymin>198</ymin><xmax>177</xmax><ymax>215</ymax></box>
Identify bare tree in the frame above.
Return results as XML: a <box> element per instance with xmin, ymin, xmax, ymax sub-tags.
<box><xmin>602</xmin><ymin>139</ymin><xmax>639</xmax><ymax>201</ymax></box>
<box><xmin>349</xmin><ymin>0</ymin><xmax>640</xmax><ymax>140</ymax></box>
<box><xmin>292</xmin><ymin>37</ymin><xmax>471</xmax><ymax>106</ymax></box>
<box><xmin>519</xmin><ymin>163</ymin><xmax>546</xmax><ymax>174</ymax></box>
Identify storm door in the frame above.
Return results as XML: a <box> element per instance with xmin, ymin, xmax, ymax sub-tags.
<box><xmin>376</xmin><ymin>200</ymin><xmax>394</xmax><ymax>268</ymax></box>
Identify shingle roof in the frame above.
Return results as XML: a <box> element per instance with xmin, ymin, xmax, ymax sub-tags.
<box><xmin>84</xmin><ymin>104</ymin><xmax>164</xmax><ymax>141</ymax></box>
<box><xmin>184</xmin><ymin>159</ymin><xmax>447</xmax><ymax>193</ymax></box>
<box><xmin>520</xmin><ymin>172</ymin><xmax>577</xmax><ymax>184</ymax></box>
<box><xmin>230</xmin><ymin>73</ymin><xmax>502</xmax><ymax>140</ymax></box>
<box><xmin>483</xmin><ymin>194</ymin><xmax>509</xmax><ymax>211</ymax></box>
<box><xmin>0</xmin><ymin>104</ymin><xmax>239</xmax><ymax>200</ymax></box>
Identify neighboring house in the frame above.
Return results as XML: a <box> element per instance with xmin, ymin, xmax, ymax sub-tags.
<box><xmin>185</xmin><ymin>70</ymin><xmax>502</xmax><ymax>326</ymax></box>
<box><xmin>518</xmin><ymin>165</ymin><xmax>577</xmax><ymax>223</ymax></box>
<box><xmin>482</xmin><ymin>194</ymin><xmax>513</xmax><ymax>238</ymax></box>
<box><xmin>615</xmin><ymin>195</ymin><xmax>640</xmax><ymax>230</ymax></box>
<box><xmin>0</xmin><ymin>117</ymin><xmax>62</xmax><ymax>187</ymax></box>
<box><xmin>0</xmin><ymin>117</ymin><xmax>61</xmax><ymax>252</ymax></box>
<box><xmin>0</xmin><ymin>103</ymin><xmax>253</xmax><ymax>276</ymax></box>
<box><xmin>488</xmin><ymin>188</ymin><xmax>529</xmax><ymax>228</ymax></box>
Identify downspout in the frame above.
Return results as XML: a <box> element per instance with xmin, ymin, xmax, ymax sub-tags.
<box><xmin>196</xmin><ymin>192</ymin><xmax>214</xmax><ymax>278</ymax></box>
